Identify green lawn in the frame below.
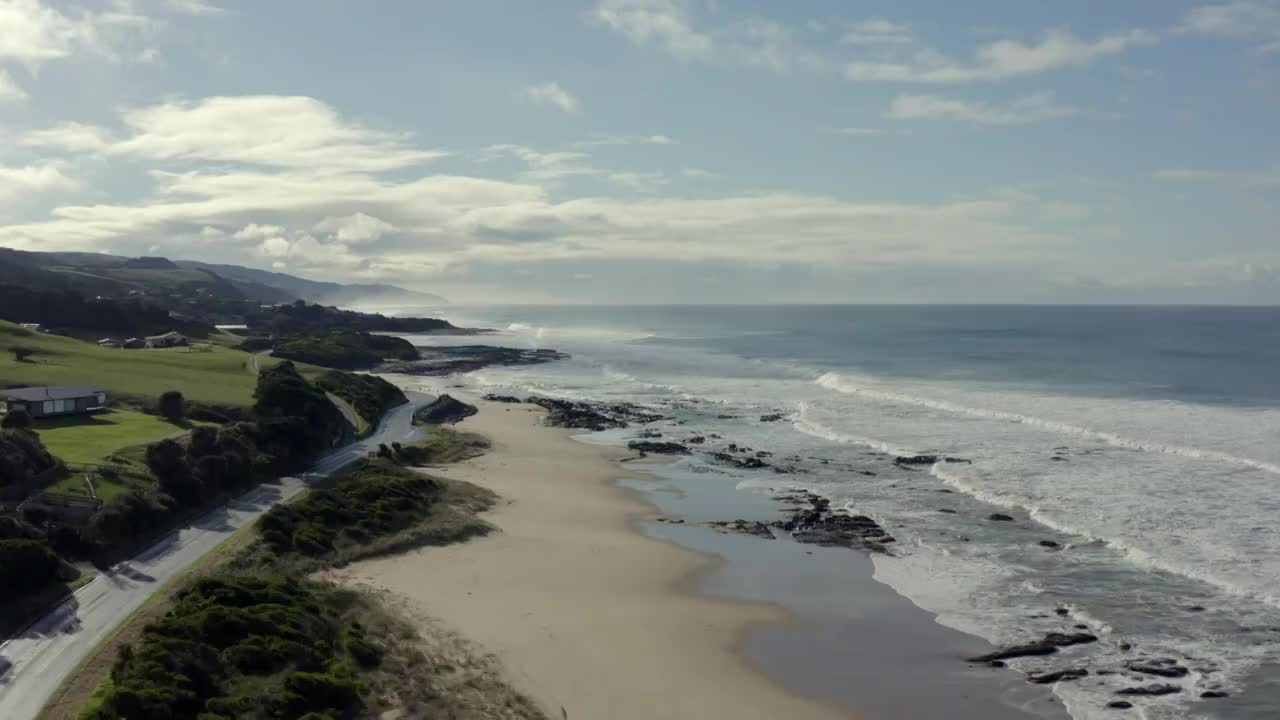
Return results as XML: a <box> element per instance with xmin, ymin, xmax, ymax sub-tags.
<box><xmin>34</xmin><ymin>409</ymin><xmax>191</xmax><ymax>467</ymax></box>
<box><xmin>0</xmin><ymin>321</ymin><xmax>322</xmax><ymax>407</ymax></box>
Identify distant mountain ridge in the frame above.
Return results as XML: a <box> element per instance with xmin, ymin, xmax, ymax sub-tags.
<box><xmin>0</xmin><ymin>248</ymin><xmax>445</xmax><ymax>307</ymax></box>
<box><xmin>175</xmin><ymin>261</ymin><xmax>447</xmax><ymax>306</ymax></box>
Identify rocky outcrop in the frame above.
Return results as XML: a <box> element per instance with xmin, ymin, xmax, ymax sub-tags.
<box><xmin>709</xmin><ymin>520</ymin><xmax>775</xmax><ymax>539</ymax></box>
<box><xmin>383</xmin><ymin>345</ymin><xmax>569</xmax><ymax>376</ymax></box>
<box><xmin>482</xmin><ymin>394</ymin><xmax>524</xmax><ymax>403</ymax></box>
<box><xmin>894</xmin><ymin>454</ymin><xmax>971</xmax><ymax>466</ymax></box>
<box><xmin>1116</xmin><ymin>684</ymin><xmax>1181</xmax><ymax>697</ymax></box>
<box><xmin>708</xmin><ymin>451</ymin><xmax>771</xmax><ymax>470</ymax></box>
<box><xmin>759</xmin><ymin>413</ymin><xmax>786</xmax><ymax>423</ymax></box>
<box><xmin>989</xmin><ymin>513</ymin><xmax>1015</xmax><ymax>522</ymax></box>
<box><xmin>1125</xmin><ymin>659</ymin><xmax>1189</xmax><ymax>678</ymax></box>
<box><xmin>529</xmin><ymin>397</ymin><xmax>663</xmax><ymax>431</ymax></box>
<box><xmin>770</xmin><ymin>492</ymin><xmax>894</xmax><ymax>554</ymax></box>
<box><xmin>628</xmin><ymin>441</ymin><xmax>691</xmax><ymax>455</ymax></box>
<box><xmin>967</xmin><ymin>632</ymin><xmax>1099</xmax><ymax>663</ymax></box>
<box><xmin>413</xmin><ymin>394</ymin><xmax>478</xmax><ymax>425</ymax></box>
<box><xmin>1027</xmin><ymin>668</ymin><xmax>1088</xmax><ymax>684</ymax></box>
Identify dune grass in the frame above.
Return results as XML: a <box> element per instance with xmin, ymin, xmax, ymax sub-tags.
<box><xmin>0</xmin><ymin>320</ymin><xmax>322</xmax><ymax>407</ymax></box>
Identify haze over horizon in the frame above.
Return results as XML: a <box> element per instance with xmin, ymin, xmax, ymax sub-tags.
<box><xmin>1</xmin><ymin>0</ymin><xmax>1278</xmax><ymax>304</ymax></box>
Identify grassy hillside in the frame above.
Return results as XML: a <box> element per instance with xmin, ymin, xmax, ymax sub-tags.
<box><xmin>0</xmin><ymin>321</ymin><xmax>321</xmax><ymax>407</ymax></box>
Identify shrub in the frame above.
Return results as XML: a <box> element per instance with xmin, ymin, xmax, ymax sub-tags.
<box><xmin>1</xmin><ymin>408</ymin><xmax>32</xmax><ymax>430</ymax></box>
<box><xmin>0</xmin><ymin>539</ymin><xmax>65</xmax><ymax>600</ymax></box>
<box><xmin>158</xmin><ymin>390</ymin><xmax>185</xmax><ymax>423</ymax></box>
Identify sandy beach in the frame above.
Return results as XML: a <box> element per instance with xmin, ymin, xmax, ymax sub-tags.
<box><xmin>335</xmin><ymin>399</ymin><xmax>855</xmax><ymax>720</ymax></box>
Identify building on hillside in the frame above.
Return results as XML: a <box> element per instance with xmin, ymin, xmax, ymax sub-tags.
<box><xmin>0</xmin><ymin>385</ymin><xmax>108</xmax><ymax>419</ymax></box>
<box><xmin>19</xmin><ymin>491</ymin><xmax>102</xmax><ymax>525</ymax></box>
<box><xmin>97</xmin><ymin>338</ymin><xmax>122</xmax><ymax>349</ymax></box>
<box><xmin>19</xmin><ymin>323</ymin><xmax>41</xmax><ymax>332</ymax></box>
<box><xmin>122</xmin><ymin>337</ymin><xmax>146</xmax><ymax>349</ymax></box>
<box><xmin>144</xmin><ymin>331</ymin><xmax>189</xmax><ymax>348</ymax></box>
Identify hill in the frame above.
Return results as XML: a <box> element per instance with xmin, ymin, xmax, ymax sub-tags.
<box><xmin>0</xmin><ymin>320</ymin><xmax>322</xmax><ymax>407</ymax></box>
<box><xmin>177</xmin><ymin>260</ymin><xmax>448</xmax><ymax>306</ymax></box>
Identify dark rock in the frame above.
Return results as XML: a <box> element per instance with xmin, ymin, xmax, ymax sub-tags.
<box><xmin>1039</xmin><ymin>540</ymin><xmax>1061</xmax><ymax>548</ymax></box>
<box><xmin>384</xmin><ymin>345</ymin><xmax>569</xmax><ymax>376</ymax></box>
<box><xmin>938</xmin><ymin>508</ymin><xmax>958</xmax><ymax>514</ymax></box>
<box><xmin>1201</xmin><ymin>691</ymin><xmax>1229</xmax><ymax>699</ymax></box>
<box><xmin>1117</xmin><ymin>684</ymin><xmax>1181</xmax><ymax>697</ymax></box>
<box><xmin>482</xmin><ymin>394</ymin><xmax>524</xmax><ymax>403</ymax></box>
<box><xmin>857</xmin><ymin>470</ymin><xmax>877</xmax><ymax>476</ymax></box>
<box><xmin>716</xmin><ymin>414</ymin><xmax>736</xmax><ymax>419</ymax></box>
<box><xmin>989</xmin><ymin>513</ymin><xmax>1015</xmax><ymax>522</ymax></box>
<box><xmin>710</xmin><ymin>520</ymin><xmax>776</xmax><ymax>539</ymax></box>
<box><xmin>1074</xmin><ymin>624</ymin><xmax>1089</xmax><ymax>630</ymax></box>
<box><xmin>687</xmin><ymin>436</ymin><xmax>706</xmax><ymax>444</ymax></box>
<box><xmin>760</xmin><ymin>413</ymin><xmax>786</xmax><ymax>422</ymax></box>
<box><xmin>708</xmin><ymin>451</ymin><xmax>771</xmax><ymax>470</ymax></box>
<box><xmin>895</xmin><ymin>454</ymin><xmax>939</xmax><ymax>466</ymax></box>
<box><xmin>1056</xmin><ymin>608</ymin><xmax>1071</xmax><ymax>616</ymax></box>
<box><xmin>1125</xmin><ymin>659</ymin><xmax>1189</xmax><ymax>678</ymax></box>
<box><xmin>628</xmin><ymin>441</ymin><xmax>691</xmax><ymax>455</ymax></box>
<box><xmin>638</xmin><ymin>429</ymin><xmax>663</xmax><ymax>439</ymax></box>
<box><xmin>968</xmin><ymin>632</ymin><xmax>1099</xmax><ymax>663</ymax></box>
<box><xmin>989</xmin><ymin>660</ymin><xmax>1006</xmax><ymax>668</ymax></box>
<box><xmin>531</xmin><ymin>397</ymin><xmax>663</xmax><ymax>431</ymax></box>
<box><xmin>1106</xmin><ymin>701</ymin><xmax>1133</xmax><ymax>709</ymax></box>
<box><xmin>413</xmin><ymin>394</ymin><xmax>478</xmax><ymax>425</ymax></box>
<box><xmin>1051</xmin><ymin>456</ymin><xmax>1069</xmax><ymax>462</ymax></box>
<box><xmin>1188</xmin><ymin>605</ymin><xmax>1206</xmax><ymax>612</ymax></box>
<box><xmin>1027</xmin><ymin>668</ymin><xmax>1088</xmax><ymax>684</ymax></box>
<box><xmin>1119</xmin><ymin>643</ymin><xmax>1132</xmax><ymax>651</ymax></box>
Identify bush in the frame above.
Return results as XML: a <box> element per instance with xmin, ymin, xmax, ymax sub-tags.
<box><xmin>0</xmin><ymin>427</ymin><xmax>59</xmax><ymax>488</ymax></box>
<box><xmin>158</xmin><ymin>390</ymin><xmax>185</xmax><ymax>423</ymax></box>
<box><xmin>1</xmin><ymin>408</ymin><xmax>32</xmax><ymax>429</ymax></box>
<box><xmin>0</xmin><ymin>539</ymin><xmax>65</xmax><ymax>601</ymax></box>
<box><xmin>313</xmin><ymin>371</ymin><xmax>407</xmax><ymax>427</ymax></box>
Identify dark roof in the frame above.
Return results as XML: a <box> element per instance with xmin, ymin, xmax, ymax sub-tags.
<box><xmin>0</xmin><ymin>385</ymin><xmax>106</xmax><ymax>402</ymax></box>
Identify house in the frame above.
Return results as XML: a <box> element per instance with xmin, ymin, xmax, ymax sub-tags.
<box><xmin>19</xmin><ymin>323</ymin><xmax>41</xmax><ymax>332</ymax></box>
<box><xmin>19</xmin><ymin>491</ymin><xmax>102</xmax><ymax>525</ymax></box>
<box><xmin>97</xmin><ymin>338</ymin><xmax>122</xmax><ymax>349</ymax></box>
<box><xmin>122</xmin><ymin>337</ymin><xmax>146</xmax><ymax>349</ymax></box>
<box><xmin>0</xmin><ymin>385</ymin><xmax>108</xmax><ymax>419</ymax></box>
<box><xmin>144</xmin><ymin>331</ymin><xmax>189</xmax><ymax>348</ymax></box>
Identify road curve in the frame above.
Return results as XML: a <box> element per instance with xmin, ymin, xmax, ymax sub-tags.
<box><xmin>0</xmin><ymin>392</ymin><xmax>430</xmax><ymax>720</ymax></box>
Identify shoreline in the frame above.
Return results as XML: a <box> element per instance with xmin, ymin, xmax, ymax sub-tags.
<box><xmin>335</xmin><ymin>398</ymin><xmax>857</xmax><ymax>720</ymax></box>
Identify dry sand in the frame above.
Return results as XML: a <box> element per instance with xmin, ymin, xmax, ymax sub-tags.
<box><xmin>335</xmin><ymin>400</ymin><xmax>855</xmax><ymax>720</ymax></box>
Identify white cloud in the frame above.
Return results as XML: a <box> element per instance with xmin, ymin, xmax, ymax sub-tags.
<box><xmin>680</xmin><ymin>167</ymin><xmax>716</xmax><ymax>178</ymax></box>
<box><xmin>842</xmin><ymin>19</ymin><xmax>912</xmax><ymax>46</ymax></box>
<box><xmin>726</xmin><ymin>17</ymin><xmax>825</xmax><ymax>72</ymax></box>
<box><xmin>889</xmin><ymin>92</ymin><xmax>1076</xmax><ymax>125</ymax></box>
<box><xmin>574</xmin><ymin>133</ymin><xmax>673</xmax><ymax>147</ymax></box>
<box><xmin>607</xmin><ymin>171</ymin><xmax>667</xmax><ymax>192</ymax></box>
<box><xmin>523</xmin><ymin>81</ymin><xmax>580</xmax><ymax>113</ymax></box>
<box><xmin>0</xmin><ymin>68</ymin><xmax>24</xmax><ymax>102</ymax></box>
<box><xmin>0</xmin><ymin>161</ymin><xmax>78</xmax><ymax>200</ymax></box>
<box><xmin>591</xmin><ymin>0</ymin><xmax>713</xmax><ymax>60</ymax></box>
<box><xmin>0</xmin><ymin>0</ymin><xmax>159</xmax><ymax>65</ymax></box>
<box><xmin>164</xmin><ymin>0</ymin><xmax>223</xmax><ymax>15</ymax></box>
<box><xmin>233</xmin><ymin>223</ymin><xmax>285</xmax><ymax>241</ymax></box>
<box><xmin>21</xmin><ymin>122</ymin><xmax>113</xmax><ymax>152</ymax></box>
<box><xmin>847</xmin><ymin>29</ymin><xmax>1156</xmax><ymax>83</ymax></box>
<box><xmin>1180</xmin><ymin>1</ymin><xmax>1280</xmax><ymax>52</ymax></box>
<box><xmin>314</xmin><ymin>212</ymin><xmax>396</xmax><ymax>244</ymax></box>
<box><xmin>107</xmin><ymin>95</ymin><xmax>445</xmax><ymax>171</ymax></box>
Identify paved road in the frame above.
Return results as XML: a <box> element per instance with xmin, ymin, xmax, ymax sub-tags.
<box><xmin>0</xmin><ymin>392</ymin><xmax>429</xmax><ymax>720</ymax></box>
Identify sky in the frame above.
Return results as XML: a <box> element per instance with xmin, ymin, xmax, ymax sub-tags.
<box><xmin>0</xmin><ymin>0</ymin><xmax>1278</xmax><ymax>304</ymax></box>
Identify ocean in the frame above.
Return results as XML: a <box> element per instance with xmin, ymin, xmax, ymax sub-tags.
<box><xmin>398</xmin><ymin>304</ymin><xmax>1280</xmax><ymax>720</ymax></box>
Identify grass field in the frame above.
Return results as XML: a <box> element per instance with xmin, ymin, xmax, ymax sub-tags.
<box><xmin>34</xmin><ymin>409</ymin><xmax>191</xmax><ymax>467</ymax></box>
<box><xmin>0</xmin><ymin>321</ymin><xmax>321</xmax><ymax>407</ymax></box>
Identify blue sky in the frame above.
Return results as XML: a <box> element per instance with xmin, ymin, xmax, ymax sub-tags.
<box><xmin>0</xmin><ymin>0</ymin><xmax>1278</xmax><ymax>303</ymax></box>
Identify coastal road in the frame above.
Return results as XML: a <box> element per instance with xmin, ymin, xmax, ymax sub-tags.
<box><xmin>0</xmin><ymin>392</ymin><xmax>430</xmax><ymax>720</ymax></box>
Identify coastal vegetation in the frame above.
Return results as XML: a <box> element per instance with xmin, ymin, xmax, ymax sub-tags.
<box><xmin>382</xmin><ymin>425</ymin><xmax>490</xmax><ymax>466</ymax></box>
<box><xmin>271</xmin><ymin>331</ymin><xmax>418</xmax><ymax>371</ymax></box>
<box><xmin>78</xmin><ymin>435</ymin><xmax>516</xmax><ymax>720</ymax></box>
<box><xmin>313</xmin><ymin>371</ymin><xmax>407</xmax><ymax>429</ymax></box>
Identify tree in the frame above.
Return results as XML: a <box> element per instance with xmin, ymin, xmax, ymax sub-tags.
<box><xmin>11</xmin><ymin>346</ymin><xmax>34</xmax><ymax>362</ymax></box>
<box><xmin>158</xmin><ymin>390</ymin><xmax>185</xmax><ymax>423</ymax></box>
<box><xmin>1</xmin><ymin>408</ymin><xmax>32</xmax><ymax>430</ymax></box>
